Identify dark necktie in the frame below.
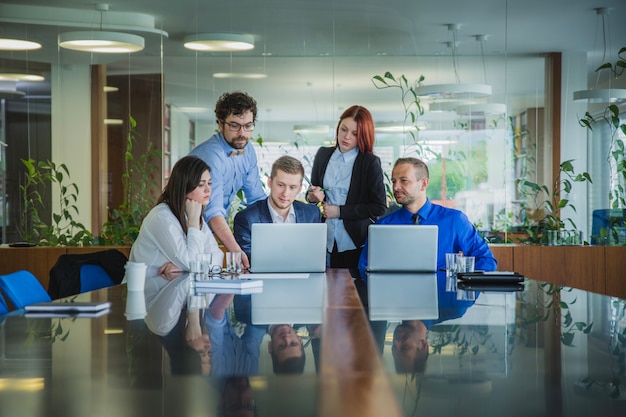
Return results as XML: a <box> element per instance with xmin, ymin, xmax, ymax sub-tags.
<box><xmin>229</xmin><ymin>149</ymin><xmax>246</xmax><ymax>157</ymax></box>
<box><xmin>412</xmin><ymin>213</ymin><xmax>420</xmax><ymax>224</ymax></box>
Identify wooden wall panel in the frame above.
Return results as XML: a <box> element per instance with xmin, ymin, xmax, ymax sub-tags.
<box><xmin>514</xmin><ymin>245</ymin><xmax>605</xmax><ymax>294</ymax></box>
<box><xmin>605</xmin><ymin>247</ymin><xmax>626</xmax><ymax>300</ymax></box>
<box><xmin>490</xmin><ymin>244</ymin><xmax>514</xmax><ymax>271</ymax></box>
<box><xmin>0</xmin><ymin>247</ymin><xmax>66</xmax><ymax>290</ymax></box>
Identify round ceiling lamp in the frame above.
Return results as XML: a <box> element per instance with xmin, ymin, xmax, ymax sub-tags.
<box><xmin>573</xmin><ymin>88</ymin><xmax>626</xmax><ymax>103</ymax></box>
<box><xmin>573</xmin><ymin>8</ymin><xmax>626</xmax><ymax>103</ymax></box>
<box><xmin>0</xmin><ymin>81</ymin><xmax>25</xmax><ymax>99</ymax></box>
<box><xmin>415</xmin><ymin>83</ymin><xmax>492</xmax><ymax>100</ymax></box>
<box><xmin>0</xmin><ymin>73</ymin><xmax>45</xmax><ymax>82</ymax></box>
<box><xmin>293</xmin><ymin>124</ymin><xmax>329</xmax><ymax>134</ymax></box>
<box><xmin>455</xmin><ymin>103</ymin><xmax>507</xmax><ymax>116</ymax></box>
<box><xmin>58</xmin><ymin>31</ymin><xmax>145</xmax><ymax>53</ymax></box>
<box><xmin>184</xmin><ymin>33</ymin><xmax>254</xmax><ymax>52</ymax></box>
<box><xmin>0</xmin><ymin>38</ymin><xmax>41</xmax><ymax>51</ymax></box>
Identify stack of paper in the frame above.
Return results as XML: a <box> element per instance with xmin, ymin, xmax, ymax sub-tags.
<box><xmin>194</xmin><ymin>278</ymin><xmax>263</xmax><ymax>294</ymax></box>
<box><xmin>24</xmin><ymin>301</ymin><xmax>112</xmax><ymax>318</ymax></box>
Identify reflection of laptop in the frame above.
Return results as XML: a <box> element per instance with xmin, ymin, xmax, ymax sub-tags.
<box><xmin>368</xmin><ymin>272</ymin><xmax>439</xmax><ymax>321</ymax></box>
<box><xmin>367</xmin><ymin>225</ymin><xmax>438</xmax><ymax>272</ymax></box>
<box><xmin>251</xmin><ymin>273</ymin><xmax>325</xmax><ymax>324</ymax></box>
<box><xmin>250</xmin><ymin>223</ymin><xmax>327</xmax><ymax>273</ymax></box>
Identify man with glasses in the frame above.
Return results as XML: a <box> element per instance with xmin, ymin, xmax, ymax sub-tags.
<box><xmin>190</xmin><ymin>91</ymin><xmax>266</xmax><ymax>269</ymax></box>
<box><xmin>357</xmin><ymin>157</ymin><xmax>497</xmax><ymax>279</ymax></box>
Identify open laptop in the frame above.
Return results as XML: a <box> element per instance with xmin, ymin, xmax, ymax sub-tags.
<box><xmin>367</xmin><ymin>224</ymin><xmax>438</xmax><ymax>273</ymax></box>
<box><xmin>250</xmin><ymin>223</ymin><xmax>327</xmax><ymax>273</ymax></box>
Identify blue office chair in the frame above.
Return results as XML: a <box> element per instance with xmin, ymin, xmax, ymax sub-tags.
<box><xmin>0</xmin><ymin>293</ymin><xmax>9</xmax><ymax>315</ymax></box>
<box><xmin>591</xmin><ymin>209</ymin><xmax>626</xmax><ymax>245</ymax></box>
<box><xmin>80</xmin><ymin>264</ymin><xmax>116</xmax><ymax>293</ymax></box>
<box><xmin>0</xmin><ymin>270</ymin><xmax>52</xmax><ymax>310</ymax></box>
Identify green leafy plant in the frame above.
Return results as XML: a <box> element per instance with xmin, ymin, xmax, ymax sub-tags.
<box><xmin>517</xmin><ymin>160</ymin><xmax>592</xmax><ymax>244</ymax></box>
<box><xmin>19</xmin><ymin>158</ymin><xmax>93</xmax><ymax>246</ymax></box>
<box><xmin>579</xmin><ymin>47</ymin><xmax>626</xmax><ymax>209</ymax></box>
<box><xmin>517</xmin><ymin>282</ymin><xmax>593</xmax><ymax>347</ymax></box>
<box><xmin>99</xmin><ymin>116</ymin><xmax>161</xmax><ymax>245</ymax></box>
<box><xmin>372</xmin><ymin>71</ymin><xmax>429</xmax><ymax>159</ymax></box>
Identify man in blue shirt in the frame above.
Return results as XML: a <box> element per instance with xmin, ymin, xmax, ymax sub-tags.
<box><xmin>358</xmin><ymin>157</ymin><xmax>497</xmax><ymax>279</ymax></box>
<box><xmin>190</xmin><ymin>92</ymin><xmax>266</xmax><ymax>269</ymax></box>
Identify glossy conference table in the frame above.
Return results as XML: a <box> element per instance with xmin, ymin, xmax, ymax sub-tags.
<box><xmin>1</xmin><ymin>269</ymin><xmax>626</xmax><ymax>417</ymax></box>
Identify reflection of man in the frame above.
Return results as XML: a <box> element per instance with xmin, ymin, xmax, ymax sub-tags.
<box><xmin>358</xmin><ymin>157</ymin><xmax>497</xmax><ymax>279</ymax></box>
<box><xmin>234</xmin><ymin>155</ymin><xmax>321</xmax><ymax>262</ymax></box>
<box><xmin>268</xmin><ymin>324</ymin><xmax>305</xmax><ymax>374</ymax></box>
<box><xmin>205</xmin><ymin>294</ymin><xmax>265</xmax><ymax>377</ymax></box>
<box><xmin>190</xmin><ymin>91</ymin><xmax>266</xmax><ymax>269</ymax></box>
<box><xmin>392</xmin><ymin>320</ymin><xmax>429</xmax><ymax>373</ymax></box>
<box><xmin>391</xmin><ymin>271</ymin><xmax>477</xmax><ymax>374</ymax></box>
<box><xmin>217</xmin><ymin>376</ymin><xmax>257</xmax><ymax>417</ymax></box>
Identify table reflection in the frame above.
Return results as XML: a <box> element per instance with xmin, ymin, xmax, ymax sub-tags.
<box><xmin>2</xmin><ymin>270</ymin><xmax>626</xmax><ymax>416</ymax></box>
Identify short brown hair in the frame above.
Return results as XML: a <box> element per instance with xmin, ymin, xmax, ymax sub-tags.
<box><xmin>215</xmin><ymin>91</ymin><xmax>258</xmax><ymax>122</ymax></box>
<box><xmin>270</xmin><ymin>155</ymin><xmax>304</xmax><ymax>180</ymax></box>
<box><xmin>394</xmin><ymin>157</ymin><xmax>429</xmax><ymax>179</ymax></box>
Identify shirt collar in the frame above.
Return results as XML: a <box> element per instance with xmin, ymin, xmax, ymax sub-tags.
<box><xmin>267</xmin><ymin>199</ymin><xmax>296</xmax><ymax>223</ymax></box>
<box><xmin>331</xmin><ymin>146</ymin><xmax>358</xmax><ymax>163</ymax></box>
<box><xmin>417</xmin><ymin>198</ymin><xmax>434</xmax><ymax>221</ymax></box>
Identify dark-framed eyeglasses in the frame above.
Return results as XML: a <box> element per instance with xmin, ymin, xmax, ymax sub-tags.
<box><xmin>222</xmin><ymin>120</ymin><xmax>255</xmax><ymax>132</ymax></box>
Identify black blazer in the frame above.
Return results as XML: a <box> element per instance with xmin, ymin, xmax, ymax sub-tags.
<box><xmin>310</xmin><ymin>146</ymin><xmax>386</xmax><ymax>248</ymax></box>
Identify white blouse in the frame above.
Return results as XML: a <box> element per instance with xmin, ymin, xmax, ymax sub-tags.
<box><xmin>130</xmin><ymin>203</ymin><xmax>223</xmax><ymax>300</ymax></box>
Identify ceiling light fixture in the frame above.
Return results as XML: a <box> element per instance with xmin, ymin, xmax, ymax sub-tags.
<box><xmin>573</xmin><ymin>8</ymin><xmax>626</xmax><ymax>103</ymax></box>
<box><xmin>454</xmin><ymin>35</ymin><xmax>507</xmax><ymax>117</ymax></box>
<box><xmin>293</xmin><ymin>124</ymin><xmax>329</xmax><ymax>134</ymax></box>
<box><xmin>415</xmin><ymin>24</ymin><xmax>492</xmax><ymax>100</ymax></box>
<box><xmin>212</xmin><ymin>72</ymin><xmax>267</xmax><ymax>79</ymax></box>
<box><xmin>455</xmin><ymin>103</ymin><xmax>507</xmax><ymax>116</ymax></box>
<box><xmin>0</xmin><ymin>38</ymin><xmax>41</xmax><ymax>51</ymax></box>
<box><xmin>0</xmin><ymin>80</ymin><xmax>25</xmax><ymax>99</ymax></box>
<box><xmin>375</xmin><ymin>122</ymin><xmax>423</xmax><ymax>133</ymax></box>
<box><xmin>0</xmin><ymin>73</ymin><xmax>44</xmax><ymax>82</ymax></box>
<box><xmin>183</xmin><ymin>33</ymin><xmax>254</xmax><ymax>52</ymax></box>
<box><xmin>58</xmin><ymin>4</ymin><xmax>145</xmax><ymax>53</ymax></box>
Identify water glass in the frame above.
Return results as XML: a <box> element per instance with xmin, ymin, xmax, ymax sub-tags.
<box><xmin>445</xmin><ymin>252</ymin><xmax>458</xmax><ymax>292</ymax></box>
<box><xmin>226</xmin><ymin>251</ymin><xmax>242</xmax><ymax>275</ymax></box>
<box><xmin>456</xmin><ymin>255</ymin><xmax>475</xmax><ymax>273</ymax></box>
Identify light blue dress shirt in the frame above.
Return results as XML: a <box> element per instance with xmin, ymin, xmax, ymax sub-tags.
<box><xmin>190</xmin><ymin>132</ymin><xmax>266</xmax><ymax>222</ymax></box>
<box><xmin>324</xmin><ymin>147</ymin><xmax>358</xmax><ymax>252</ymax></box>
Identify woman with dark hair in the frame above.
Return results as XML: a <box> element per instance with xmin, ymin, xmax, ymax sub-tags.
<box><xmin>307</xmin><ymin>105</ymin><xmax>386</xmax><ymax>275</ymax></box>
<box><xmin>130</xmin><ymin>155</ymin><xmax>224</xmax><ymax>281</ymax></box>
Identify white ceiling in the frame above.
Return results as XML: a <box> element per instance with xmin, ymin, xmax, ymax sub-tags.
<box><xmin>1</xmin><ymin>0</ymin><xmax>625</xmax><ymax>135</ymax></box>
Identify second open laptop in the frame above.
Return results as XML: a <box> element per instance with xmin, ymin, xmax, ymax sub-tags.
<box><xmin>367</xmin><ymin>224</ymin><xmax>439</xmax><ymax>273</ymax></box>
<box><xmin>250</xmin><ymin>223</ymin><xmax>328</xmax><ymax>273</ymax></box>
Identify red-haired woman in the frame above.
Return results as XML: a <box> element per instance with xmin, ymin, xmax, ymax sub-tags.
<box><xmin>307</xmin><ymin>105</ymin><xmax>386</xmax><ymax>276</ymax></box>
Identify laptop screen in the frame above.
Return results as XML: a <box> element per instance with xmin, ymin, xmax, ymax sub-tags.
<box><xmin>250</xmin><ymin>223</ymin><xmax>327</xmax><ymax>273</ymax></box>
<box><xmin>367</xmin><ymin>224</ymin><xmax>438</xmax><ymax>272</ymax></box>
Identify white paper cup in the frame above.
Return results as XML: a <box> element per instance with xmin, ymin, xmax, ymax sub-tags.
<box><xmin>124</xmin><ymin>261</ymin><xmax>147</xmax><ymax>291</ymax></box>
<box><xmin>125</xmin><ymin>290</ymin><xmax>146</xmax><ymax>320</ymax></box>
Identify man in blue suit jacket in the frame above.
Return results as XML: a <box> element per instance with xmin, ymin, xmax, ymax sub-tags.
<box><xmin>234</xmin><ymin>155</ymin><xmax>322</xmax><ymax>263</ymax></box>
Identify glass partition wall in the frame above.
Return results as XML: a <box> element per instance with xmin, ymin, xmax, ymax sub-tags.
<box><xmin>0</xmin><ymin>0</ymin><xmax>624</xmax><ymax>245</ymax></box>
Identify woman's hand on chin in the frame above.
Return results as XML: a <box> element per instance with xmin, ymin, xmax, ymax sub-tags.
<box><xmin>185</xmin><ymin>198</ymin><xmax>203</xmax><ymax>228</ymax></box>
<box><xmin>159</xmin><ymin>261</ymin><xmax>183</xmax><ymax>280</ymax></box>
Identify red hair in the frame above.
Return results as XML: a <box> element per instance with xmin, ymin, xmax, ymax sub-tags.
<box><xmin>335</xmin><ymin>105</ymin><xmax>375</xmax><ymax>154</ymax></box>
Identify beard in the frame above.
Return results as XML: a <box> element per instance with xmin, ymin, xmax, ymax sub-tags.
<box><xmin>228</xmin><ymin>135</ymin><xmax>248</xmax><ymax>149</ymax></box>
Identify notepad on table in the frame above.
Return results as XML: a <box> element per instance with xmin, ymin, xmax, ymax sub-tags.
<box><xmin>193</xmin><ymin>278</ymin><xmax>263</xmax><ymax>294</ymax></box>
<box><xmin>24</xmin><ymin>301</ymin><xmax>112</xmax><ymax>318</ymax></box>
